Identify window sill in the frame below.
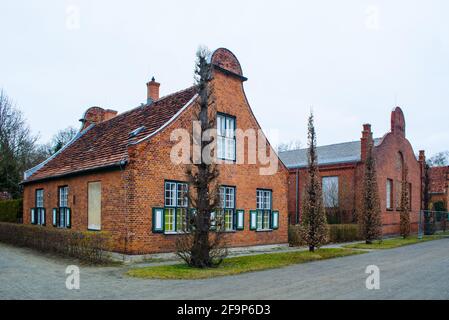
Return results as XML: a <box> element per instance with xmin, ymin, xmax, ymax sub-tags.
<box><xmin>386</xmin><ymin>208</ymin><xmax>394</xmax><ymax>212</ymax></box>
<box><xmin>256</xmin><ymin>229</ymin><xmax>273</xmax><ymax>232</ymax></box>
<box><xmin>163</xmin><ymin>231</ymin><xmax>191</xmax><ymax>235</ymax></box>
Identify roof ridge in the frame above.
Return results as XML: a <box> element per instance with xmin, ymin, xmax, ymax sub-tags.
<box><xmin>154</xmin><ymin>85</ymin><xmax>197</xmax><ymax>103</ymax></box>
<box><xmin>280</xmin><ymin>137</ymin><xmax>384</xmax><ymax>154</ymax></box>
<box><xmin>86</xmin><ymin>85</ymin><xmax>197</xmax><ymax>129</ymax></box>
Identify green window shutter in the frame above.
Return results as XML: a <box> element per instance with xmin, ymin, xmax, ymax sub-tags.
<box><xmin>189</xmin><ymin>209</ymin><xmax>197</xmax><ymax>231</ymax></box>
<box><xmin>210</xmin><ymin>211</ymin><xmax>216</xmax><ymax>231</ymax></box>
<box><xmin>42</xmin><ymin>208</ymin><xmax>46</xmax><ymax>226</ymax></box>
<box><xmin>271</xmin><ymin>211</ymin><xmax>279</xmax><ymax>230</ymax></box>
<box><xmin>250</xmin><ymin>210</ymin><xmax>257</xmax><ymax>230</ymax></box>
<box><xmin>66</xmin><ymin>208</ymin><xmax>71</xmax><ymax>229</ymax></box>
<box><xmin>152</xmin><ymin>208</ymin><xmax>164</xmax><ymax>233</ymax></box>
<box><xmin>236</xmin><ymin>210</ymin><xmax>244</xmax><ymax>230</ymax></box>
<box><xmin>31</xmin><ymin>208</ymin><xmax>36</xmax><ymax>225</ymax></box>
<box><xmin>52</xmin><ymin>208</ymin><xmax>58</xmax><ymax>227</ymax></box>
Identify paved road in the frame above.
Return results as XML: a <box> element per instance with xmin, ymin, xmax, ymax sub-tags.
<box><xmin>1</xmin><ymin>239</ymin><xmax>448</xmax><ymax>300</ymax></box>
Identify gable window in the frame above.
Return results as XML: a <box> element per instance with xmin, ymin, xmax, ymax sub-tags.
<box><xmin>54</xmin><ymin>186</ymin><xmax>71</xmax><ymax>228</ymax></box>
<box><xmin>386</xmin><ymin>179</ymin><xmax>393</xmax><ymax>210</ymax></box>
<box><xmin>31</xmin><ymin>189</ymin><xmax>45</xmax><ymax>226</ymax></box>
<box><xmin>217</xmin><ymin>113</ymin><xmax>236</xmax><ymax>161</ymax></box>
<box><xmin>409</xmin><ymin>183</ymin><xmax>412</xmax><ymax>210</ymax></box>
<box><xmin>322</xmin><ymin>176</ymin><xmax>339</xmax><ymax>208</ymax></box>
<box><xmin>216</xmin><ymin>186</ymin><xmax>236</xmax><ymax>231</ymax></box>
<box><xmin>256</xmin><ymin>189</ymin><xmax>272</xmax><ymax>230</ymax></box>
<box><xmin>164</xmin><ymin>181</ymin><xmax>188</xmax><ymax>233</ymax></box>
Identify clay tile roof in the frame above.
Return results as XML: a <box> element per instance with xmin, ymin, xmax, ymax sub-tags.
<box><xmin>429</xmin><ymin>166</ymin><xmax>449</xmax><ymax>194</ymax></box>
<box><xmin>279</xmin><ymin>138</ymin><xmax>382</xmax><ymax>169</ymax></box>
<box><xmin>24</xmin><ymin>86</ymin><xmax>198</xmax><ymax>183</ymax></box>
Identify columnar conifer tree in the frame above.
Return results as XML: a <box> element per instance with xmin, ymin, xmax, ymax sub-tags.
<box><xmin>400</xmin><ymin>167</ymin><xmax>411</xmax><ymax>238</ymax></box>
<box><xmin>175</xmin><ymin>47</ymin><xmax>226</xmax><ymax>268</ymax></box>
<box><xmin>360</xmin><ymin>142</ymin><xmax>382</xmax><ymax>244</ymax></box>
<box><xmin>301</xmin><ymin>112</ymin><xmax>328</xmax><ymax>252</ymax></box>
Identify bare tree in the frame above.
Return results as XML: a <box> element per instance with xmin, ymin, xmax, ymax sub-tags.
<box><xmin>422</xmin><ymin>163</ymin><xmax>435</xmax><ymax>235</ymax></box>
<box><xmin>50</xmin><ymin>126</ymin><xmax>77</xmax><ymax>154</ymax></box>
<box><xmin>428</xmin><ymin>151</ymin><xmax>449</xmax><ymax>167</ymax></box>
<box><xmin>277</xmin><ymin>139</ymin><xmax>302</xmax><ymax>152</ymax></box>
<box><xmin>301</xmin><ymin>112</ymin><xmax>328</xmax><ymax>252</ymax></box>
<box><xmin>0</xmin><ymin>90</ymin><xmax>42</xmax><ymax>198</ymax></box>
<box><xmin>175</xmin><ymin>47</ymin><xmax>227</xmax><ymax>268</ymax></box>
<box><xmin>400</xmin><ymin>167</ymin><xmax>411</xmax><ymax>238</ymax></box>
<box><xmin>360</xmin><ymin>142</ymin><xmax>382</xmax><ymax>244</ymax></box>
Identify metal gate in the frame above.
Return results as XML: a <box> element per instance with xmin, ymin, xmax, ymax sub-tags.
<box><xmin>418</xmin><ymin>210</ymin><xmax>449</xmax><ymax>239</ymax></box>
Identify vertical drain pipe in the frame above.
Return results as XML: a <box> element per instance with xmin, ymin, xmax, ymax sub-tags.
<box><xmin>296</xmin><ymin>168</ymin><xmax>299</xmax><ymax>224</ymax></box>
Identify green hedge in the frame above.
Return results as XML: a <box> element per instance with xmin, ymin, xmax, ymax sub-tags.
<box><xmin>289</xmin><ymin>224</ymin><xmax>361</xmax><ymax>246</ymax></box>
<box><xmin>0</xmin><ymin>199</ymin><xmax>22</xmax><ymax>223</ymax></box>
<box><xmin>0</xmin><ymin>222</ymin><xmax>112</xmax><ymax>264</ymax></box>
<box><xmin>328</xmin><ymin>224</ymin><xmax>361</xmax><ymax>243</ymax></box>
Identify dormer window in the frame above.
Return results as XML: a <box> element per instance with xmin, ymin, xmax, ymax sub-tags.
<box><xmin>217</xmin><ymin>113</ymin><xmax>236</xmax><ymax>161</ymax></box>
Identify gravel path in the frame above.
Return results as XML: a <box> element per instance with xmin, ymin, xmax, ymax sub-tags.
<box><xmin>1</xmin><ymin>239</ymin><xmax>448</xmax><ymax>300</ymax></box>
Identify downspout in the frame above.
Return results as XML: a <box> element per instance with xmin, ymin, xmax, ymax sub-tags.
<box><xmin>119</xmin><ymin>159</ymin><xmax>128</xmax><ymax>260</ymax></box>
<box><xmin>296</xmin><ymin>168</ymin><xmax>299</xmax><ymax>224</ymax></box>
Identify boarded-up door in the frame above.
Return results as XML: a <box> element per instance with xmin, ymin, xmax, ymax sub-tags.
<box><xmin>88</xmin><ymin>182</ymin><xmax>101</xmax><ymax>230</ymax></box>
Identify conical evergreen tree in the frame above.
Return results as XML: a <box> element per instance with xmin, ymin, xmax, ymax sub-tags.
<box><xmin>360</xmin><ymin>142</ymin><xmax>382</xmax><ymax>244</ymax></box>
<box><xmin>400</xmin><ymin>167</ymin><xmax>411</xmax><ymax>238</ymax></box>
<box><xmin>301</xmin><ymin>112</ymin><xmax>328</xmax><ymax>252</ymax></box>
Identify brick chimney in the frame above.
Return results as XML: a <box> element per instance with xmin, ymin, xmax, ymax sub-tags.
<box><xmin>80</xmin><ymin>107</ymin><xmax>118</xmax><ymax>131</ymax></box>
<box><xmin>146</xmin><ymin>77</ymin><xmax>160</xmax><ymax>104</ymax></box>
<box><xmin>361</xmin><ymin>123</ymin><xmax>373</xmax><ymax>162</ymax></box>
<box><xmin>418</xmin><ymin>150</ymin><xmax>426</xmax><ymax>163</ymax></box>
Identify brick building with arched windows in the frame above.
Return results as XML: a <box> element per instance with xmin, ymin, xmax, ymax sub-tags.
<box><xmin>280</xmin><ymin>107</ymin><xmax>425</xmax><ymax>235</ymax></box>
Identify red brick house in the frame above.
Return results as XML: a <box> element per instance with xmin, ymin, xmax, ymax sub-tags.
<box><xmin>428</xmin><ymin>166</ymin><xmax>449</xmax><ymax>210</ymax></box>
<box><xmin>280</xmin><ymin>107</ymin><xmax>425</xmax><ymax>235</ymax></box>
<box><xmin>22</xmin><ymin>48</ymin><xmax>289</xmax><ymax>254</ymax></box>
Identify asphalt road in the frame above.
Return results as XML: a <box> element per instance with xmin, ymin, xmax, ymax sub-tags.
<box><xmin>1</xmin><ymin>239</ymin><xmax>448</xmax><ymax>300</ymax></box>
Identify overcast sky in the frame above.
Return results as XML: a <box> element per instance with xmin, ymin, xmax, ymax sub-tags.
<box><xmin>1</xmin><ymin>0</ymin><xmax>448</xmax><ymax>156</ymax></box>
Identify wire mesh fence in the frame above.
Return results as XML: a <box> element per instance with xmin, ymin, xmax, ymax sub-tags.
<box><xmin>418</xmin><ymin>210</ymin><xmax>449</xmax><ymax>238</ymax></box>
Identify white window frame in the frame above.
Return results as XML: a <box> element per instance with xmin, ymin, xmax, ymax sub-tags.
<box><xmin>322</xmin><ymin>176</ymin><xmax>339</xmax><ymax>208</ymax></box>
<box><xmin>386</xmin><ymin>179</ymin><xmax>393</xmax><ymax>210</ymax></box>
<box><xmin>256</xmin><ymin>189</ymin><xmax>272</xmax><ymax>230</ymax></box>
<box><xmin>217</xmin><ymin>114</ymin><xmax>236</xmax><ymax>161</ymax></box>
<box><xmin>164</xmin><ymin>181</ymin><xmax>188</xmax><ymax>233</ymax></box>
<box><xmin>216</xmin><ymin>186</ymin><xmax>236</xmax><ymax>231</ymax></box>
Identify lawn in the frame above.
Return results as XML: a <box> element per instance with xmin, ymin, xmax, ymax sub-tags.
<box><xmin>344</xmin><ymin>233</ymin><xmax>449</xmax><ymax>250</ymax></box>
<box><xmin>127</xmin><ymin>248</ymin><xmax>363</xmax><ymax>280</ymax></box>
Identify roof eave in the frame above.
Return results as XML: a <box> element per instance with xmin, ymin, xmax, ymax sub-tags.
<box><xmin>286</xmin><ymin>160</ymin><xmax>360</xmax><ymax>170</ymax></box>
<box><xmin>21</xmin><ymin>160</ymin><xmax>127</xmax><ymax>185</ymax></box>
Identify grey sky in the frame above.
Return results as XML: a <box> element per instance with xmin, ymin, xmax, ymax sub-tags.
<box><xmin>1</xmin><ymin>0</ymin><xmax>448</xmax><ymax>157</ymax></box>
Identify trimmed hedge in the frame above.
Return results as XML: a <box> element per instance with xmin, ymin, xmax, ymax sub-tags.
<box><xmin>0</xmin><ymin>222</ymin><xmax>112</xmax><ymax>264</ymax></box>
<box><xmin>0</xmin><ymin>199</ymin><xmax>22</xmax><ymax>223</ymax></box>
<box><xmin>328</xmin><ymin>224</ymin><xmax>361</xmax><ymax>243</ymax></box>
<box><xmin>289</xmin><ymin>224</ymin><xmax>361</xmax><ymax>246</ymax></box>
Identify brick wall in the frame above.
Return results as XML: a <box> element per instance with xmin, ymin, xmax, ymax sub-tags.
<box><xmin>22</xmin><ymin>170</ymin><xmax>129</xmax><ymax>251</ymax></box>
<box><xmin>286</xmin><ymin>110</ymin><xmax>423</xmax><ymax>236</ymax></box>
<box><xmin>123</xmin><ymin>70</ymin><xmax>289</xmax><ymax>254</ymax></box>
<box><xmin>23</xmin><ymin>58</ymin><xmax>289</xmax><ymax>254</ymax></box>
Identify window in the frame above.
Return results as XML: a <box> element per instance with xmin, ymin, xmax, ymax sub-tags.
<box><xmin>409</xmin><ymin>183</ymin><xmax>412</xmax><ymax>210</ymax></box>
<box><xmin>217</xmin><ymin>114</ymin><xmax>236</xmax><ymax>161</ymax></box>
<box><xmin>322</xmin><ymin>176</ymin><xmax>339</xmax><ymax>208</ymax></box>
<box><xmin>55</xmin><ymin>186</ymin><xmax>70</xmax><ymax>228</ymax></box>
<box><xmin>32</xmin><ymin>189</ymin><xmax>45</xmax><ymax>226</ymax></box>
<box><xmin>216</xmin><ymin>186</ymin><xmax>236</xmax><ymax>231</ymax></box>
<box><xmin>386</xmin><ymin>179</ymin><xmax>393</xmax><ymax>210</ymax></box>
<box><xmin>164</xmin><ymin>181</ymin><xmax>188</xmax><ymax>233</ymax></box>
<box><xmin>256</xmin><ymin>189</ymin><xmax>272</xmax><ymax>230</ymax></box>
<box><xmin>88</xmin><ymin>182</ymin><xmax>101</xmax><ymax>231</ymax></box>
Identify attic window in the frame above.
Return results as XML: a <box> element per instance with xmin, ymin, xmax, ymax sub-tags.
<box><xmin>129</xmin><ymin>126</ymin><xmax>146</xmax><ymax>138</ymax></box>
